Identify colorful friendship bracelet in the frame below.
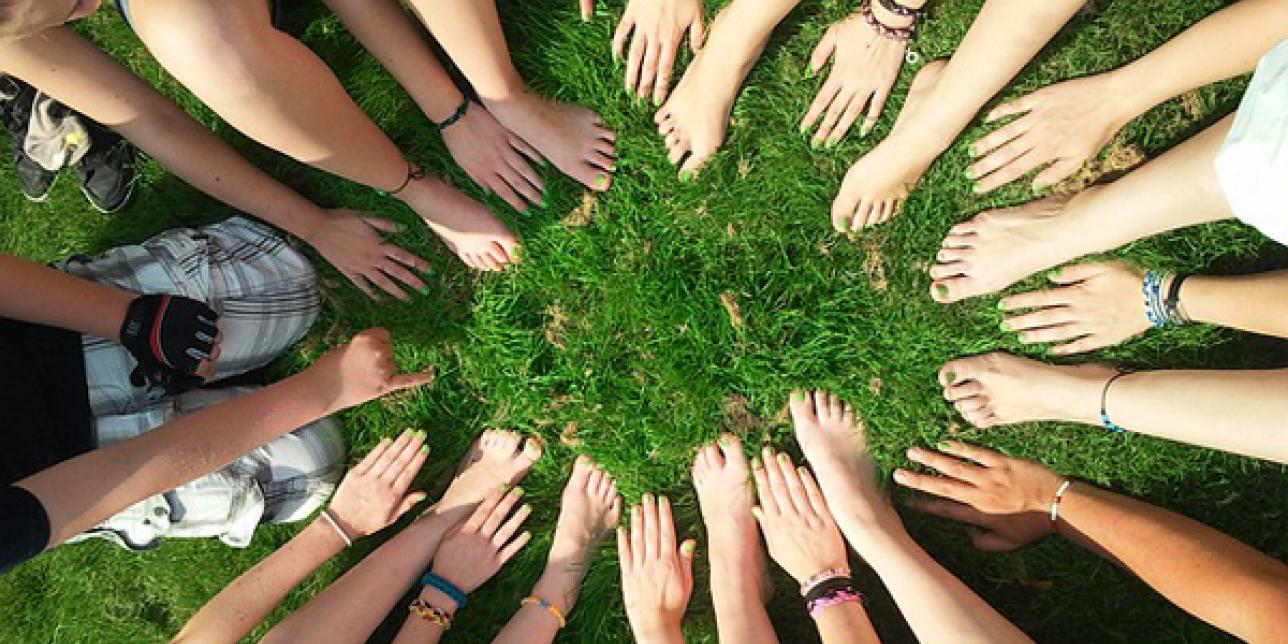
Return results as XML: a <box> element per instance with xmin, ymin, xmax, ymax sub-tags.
<box><xmin>799</xmin><ymin>567</ymin><xmax>851</xmax><ymax>597</ymax></box>
<box><xmin>806</xmin><ymin>587</ymin><xmax>865</xmax><ymax>619</ymax></box>
<box><xmin>409</xmin><ymin>598</ymin><xmax>454</xmax><ymax>630</ymax></box>
<box><xmin>859</xmin><ymin>0</ymin><xmax>917</xmax><ymax>41</ymax></box>
<box><xmin>318</xmin><ymin>508</ymin><xmax>352</xmax><ymax>548</ymax></box>
<box><xmin>1049</xmin><ymin>479</ymin><xmax>1072</xmax><ymax>524</ymax></box>
<box><xmin>521</xmin><ymin>596</ymin><xmax>567</xmax><ymax>628</ymax></box>
<box><xmin>421</xmin><ymin>572</ymin><xmax>468</xmax><ymax>609</ymax></box>
<box><xmin>1099</xmin><ymin>370</ymin><xmax>1130</xmax><ymax>433</ymax></box>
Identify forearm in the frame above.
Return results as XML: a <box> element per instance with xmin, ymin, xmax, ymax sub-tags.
<box><xmin>321</xmin><ymin>0</ymin><xmax>466</xmax><ymax>121</ymax></box>
<box><xmin>262</xmin><ymin>515</ymin><xmax>452</xmax><ymax>644</ymax></box>
<box><xmin>173</xmin><ymin>517</ymin><xmax>346</xmax><ymax>644</ymax></box>
<box><xmin>1105</xmin><ymin>0</ymin><xmax>1288</xmax><ymax>120</ymax></box>
<box><xmin>1060</xmin><ymin>483</ymin><xmax>1288</xmax><ymax>641</ymax></box>
<box><xmin>709</xmin><ymin>0</ymin><xmax>803</xmax><ymax>47</ymax></box>
<box><xmin>1179</xmin><ymin>271</ymin><xmax>1288</xmax><ymax>339</ymax></box>
<box><xmin>814</xmin><ymin>603</ymin><xmax>880</xmax><ymax>644</ymax></box>
<box><xmin>18</xmin><ymin>369</ymin><xmax>338</xmax><ymax>545</ymax></box>
<box><xmin>0</xmin><ymin>254</ymin><xmax>132</xmax><ymax>340</ymax></box>
<box><xmin>836</xmin><ymin>509</ymin><xmax>1030</xmax><ymax>644</ymax></box>
<box><xmin>491</xmin><ymin>562</ymin><xmax>583</xmax><ymax>644</ymax></box>
<box><xmin>390</xmin><ymin>587</ymin><xmax>453</xmax><ymax>644</ymax></box>
<box><xmin>629</xmin><ymin>623</ymin><xmax>685</xmax><ymax>644</ymax></box>
<box><xmin>1108</xmin><ymin>369</ymin><xmax>1288</xmax><ymax>463</ymax></box>
<box><xmin>0</xmin><ymin>28</ymin><xmax>331</xmax><ymax>244</ymax></box>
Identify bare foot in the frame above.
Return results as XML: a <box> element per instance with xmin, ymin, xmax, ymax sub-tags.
<box><xmin>399</xmin><ymin>176</ymin><xmax>522</xmax><ymax>272</ymax></box>
<box><xmin>485</xmin><ymin>90</ymin><xmax>616</xmax><ymax>192</ymax></box>
<box><xmin>692</xmin><ymin>434</ymin><xmax>773</xmax><ymax>605</ymax></box>
<box><xmin>789</xmin><ymin>390</ymin><xmax>897</xmax><ymax>535</ymax></box>
<box><xmin>938</xmin><ymin>353</ymin><xmax>1116</xmax><ymax>428</ymax></box>
<box><xmin>929</xmin><ymin>191</ymin><xmax>1101</xmax><ymax>303</ymax></box>
<box><xmin>831</xmin><ymin>59</ymin><xmax>946</xmax><ymax>232</ymax></box>
<box><xmin>432</xmin><ymin>429</ymin><xmax>543</xmax><ymax>520</ymax></box>
<box><xmin>653</xmin><ymin>7</ymin><xmax>768</xmax><ymax>180</ymax></box>
<box><xmin>529</xmin><ymin>455</ymin><xmax>622</xmax><ymax>615</ymax></box>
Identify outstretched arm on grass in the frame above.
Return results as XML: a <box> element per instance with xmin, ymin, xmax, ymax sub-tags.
<box><xmin>0</xmin><ymin>28</ymin><xmax>429</xmax><ymax>300</ymax></box>
<box><xmin>970</xmin><ymin>0</ymin><xmax>1288</xmax><ymax>191</ymax></box>
<box><xmin>172</xmin><ymin>432</ymin><xmax>430</xmax><ymax>644</ymax></box>
<box><xmin>16</xmin><ymin>329</ymin><xmax>429</xmax><ymax>550</ymax></box>
<box><xmin>0</xmin><ymin>254</ymin><xmax>133</xmax><ymax>342</ymax></box>
<box><xmin>901</xmin><ymin>441</ymin><xmax>1288</xmax><ymax>642</ymax></box>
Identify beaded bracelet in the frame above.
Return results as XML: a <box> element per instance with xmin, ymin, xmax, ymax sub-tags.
<box><xmin>409</xmin><ymin>599</ymin><xmax>454</xmax><ymax>630</ymax></box>
<box><xmin>859</xmin><ymin>0</ymin><xmax>916</xmax><ymax>41</ymax></box>
<box><xmin>1049</xmin><ymin>479</ymin><xmax>1072</xmax><ymax>524</ymax></box>
<box><xmin>521</xmin><ymin>596</ymin><xmax>567</xmax><ymax>628</ymax></box>
<box><xmin>806</xmin><ymin>587</ymin><xmax>865</xmax><ymax>618</ymax></box>
<box><xmin>878</xmin><ymin>0</ymin><xmax>925</xmax><ymax>20</ymax></box>
<box><xmin>421</xmin><ymin>572</ymin><xmax>468</xmax><ymax>609</ymax></box>
<box><xmin>799</xmin><ymin>567</ymin><xmax>851</xmax><ymax>597</ymax></box>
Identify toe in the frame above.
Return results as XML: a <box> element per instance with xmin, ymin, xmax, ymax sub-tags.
<box><xmin>940</xmin><ymin>233</ymin><xmax>977</xmax><ymax>249</ymax></box>
<box><xmin>931</xmin><ymin>275</ymin><xmax>979</xmax><ymax>303</ymax></box>
<box><xmin>705</xmin><ymin>443</ymin><xmax>725</xmax><ymax>469</ymax></box>
<box><xmin>939</xmin><ymin>355</ymin><xmax>988</xmax><ymax>387</ymax></box>
<box><xmin>944</xmin><ymin>381</ymin><xmax>984</xmax><ymax>402</ymax></box>
<box><xmin>788</xmin><ymin>390</ymin><xmax>815</xmax><ymax>425</ymax></box>
<box><xmin>522</xmin><ymin>436</ymin><xmax>544</xmax><ymax>461</ymax></box>
<box><xmin>831</xmin><ymin>194</ymin><xmax>859</xmax><ymax>233</ymax></box>
<box><xmin>928</xmin><ymin>261</ymin><xmax>967</xmax><ymax>280</ymax></box>
<box><xmin>572</xmin><ymin>454</ymin><xmax>595</xmax><ymax>482</ymax></box>
<box><xmin>936</xmin><ymin>246</ymin><xmax>970</xmax><ymax>263</ymax></box>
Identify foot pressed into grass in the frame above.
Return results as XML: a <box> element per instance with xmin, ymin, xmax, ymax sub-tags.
<box><xmin>529</xmin><ymin>455</ymin><xmax>622</xmax><ymax>614</ymax></box>
<box><xmin>830</xmin><ymin>60</ymin><xmax>946</xmax><ymax>232</ymax></box>
<box><xmin>401</xmin><ymin>176</ymin><xmax>522</xmax><ymax>272</ymax></box>
<box><xmin>433</xmin><ymin>429</ymin><xmax>543</xmax><ymax>518</ymax></box>
<box><xmin>485</xmin><ymin>90</ymin><xmax>616</xmax><ymax>192</ymax></box>
<box><xmin>938</xmin><ymin>352</ymin><xmax>1116</xmax><ymax>428</ymax></box>
<box><xmin>692</xmin><ymin>434</ymin><xmax>773</xmax><ymax>604</ymax></box>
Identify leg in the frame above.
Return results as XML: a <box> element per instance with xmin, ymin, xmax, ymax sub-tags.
<box><xmin>402</xmin><ymin>0</ymin><xmax>616</xmax><ymax>192</ymax></box>
<box><xmin>63</xmin><ymin>217</ymin><xmax>320</xmax><ymax>416</ymax></box>
<box><xmin>127</xmin><ymin>0</ymin><xmax>519</xmax><ymax>270</ymax></box>
<box><xmin>832</xmin><ymin>0</ymin><xmax>1086</xmax><ymax>231</ymax></box>
<box><xmin>938</xmin><ymin>353</ymin><xmax>1288</xmax><ymax>463</ymax></box>
<box><xmin>492</xmin><ymin>456</ymin><xmax>622</xmax><ymax>643</ymax></box>
<box><xmin>77</xmin><ymin>386</ymin><xmax>344</xmax><ymax>550</ymax></box>
<box><xmin>691</xmin><ymin>436</ymin><xmax>778</xmax><ymax>644</ymax></box>
<box><xmin>931</xmin><ymin>112</ymin><xmax>1236</xmax><ymax>303</ymax></box>
<box><xmin>654</xmin><ymin>0</ymin><xmax>801</xmax><ymax>178</ymax></box>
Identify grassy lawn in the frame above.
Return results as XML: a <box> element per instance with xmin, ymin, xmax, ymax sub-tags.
<box><xmin>2</xmin><ymin>0</ymin><xmax>1285</xmax><ymax>642</ymax></box>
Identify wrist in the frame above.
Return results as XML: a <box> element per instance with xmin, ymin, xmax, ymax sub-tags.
<box><xmin>1099</xmin><ymin>66</ymin><xmax>1156</xmax><ymax>127</ymax></box>
<box><xmin>419</xmin><ymin>586</ymin><xmax>460</xmax><ymax>615</ymax></box>
<box><xmin>1027</xmin><ymin>471</ymin><xmax>1067</xmax><ymax>514</ymax></box>
<box><xmin>870</xmin><ymin>0</ymin><xmax>915</xmax><ymax>29</ymax></box>
<box><xmin>424</xmin><ymin>92</ymin><xmax>469</xmax><ymax>127</ymax></box>
<box><xmin>630</xmin><ymin>618</ymin><xmax>684</xmax><ymax>644</ymax></box>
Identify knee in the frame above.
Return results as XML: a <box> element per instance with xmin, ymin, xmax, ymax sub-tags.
<box><xmin>133</xmin><ymin>4</ymin><xmax>281</xmax><ymax>105</ymax></box>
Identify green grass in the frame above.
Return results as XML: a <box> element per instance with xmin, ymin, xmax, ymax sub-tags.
<box><xmin>2</xmin><ymin>0</ymin><xmax>1286</xmax><ymax>642</ymax></box>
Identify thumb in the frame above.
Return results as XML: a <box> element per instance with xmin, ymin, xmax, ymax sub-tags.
<box><xmin>396</xmin><ymin>492</ymin><xmax>430</xmax><ymax>519</ymax></box>
<box><xmin>689</xmin><ymin>18</ymin><xmax>706</xmax><ymax>53</ymax></box>
<box><xmin>679</xmin><ymin>539</ymin><xmax>697</xmax><ymax>584</ymax></box>
<box><xmin>388</xmin><ymin>369</ymin><xmax>435</xmax><ymax>393</ymax></box>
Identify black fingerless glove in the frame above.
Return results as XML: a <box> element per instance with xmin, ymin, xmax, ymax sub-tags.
<box><xmin>119</xmin><ymin>294</ymin><xmax>219</xmax><ymax>395</ymax></box>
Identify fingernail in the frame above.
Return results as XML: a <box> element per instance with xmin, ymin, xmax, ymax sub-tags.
<box><xmin>643</xmin><ymin>493</ymin><xmax>653</xmax><ymax>503</ymax></box>
<box><xmin>596</xmin><ymin>175</ymin><xmax>608</xmax><ymax>189</ymax></box>
<box><xmin>906</xmin><ymin>447</ymin><xmax>921</xmax><ymax>459</ymax></box>
<box><xmin>860</xmin><ymin>123</ymin><xmax>873</xmax><ymax>138</ymax></box>
<box><xmin>799</xmin><ymin>123</ymin><xmax>808</xmax><ymax>135</ymax></box>
<box><xmin>718</xmin><ymin>435</ymin><xmax>731</xmax><ymax>447</ymax></box>
<box><xmin>680</xmin><ymin>171</ymin><xmax>692</xmax><ymax>182</ymax></box>
<box><xmin>936</xmin><ymin>441</ymin><xmax>952</xmax><ymax>451</ymax></box>
<box><xmin>1047</xmin><ymin>269</ymin><xmax>1061</xmax><ymax>280</ymax></box>
<box><xmin>968</xmin><ymin>145</ymin><xmax>981</xmax><ymax>158</ymax></box>
<box><xmin>972</xmin><ymin>181</ymin><xmax>983</xmax><ymax>194</ymax></box>
<box><xmin>751</xmin><ymin>455</ymin><xmax>762</xmax><ymax>469</ymax></box>
<box><xmin>777</xmin><ymin>453</ymin><xmax>789</xmax><ymax>464</ymax></box>
<box><xmin>893</xmin><ymin>470</ymin><xmax>909</xmax><ymax>484</ymax></box>
<box><xmin>419</xmin><ymin>287</ymin><xmax>430</xmax><ymax>296</ymax></box>
<box><xmin>936</xmin><ymin>284</ymin><xmax>949</xmax><ymax>298</ymax></box>
<box><xmin>797</xmin><ymin>466</ymin><xmax>809</xmax><ymax>475</ymax></box>
<box><xmin>420</xmin><ymin>444</ymin><xmax>430</xmax><ymax>453</ymax></box>
<box><xmin>522</xmin><ymin>503</ymin><xmax>532</xmax><ymax>513</ymax></box>
<box><xmin>1033</xmin><ymin>181</ymin><xmax>1048</xmax><ymax>191</ymax></box>
<box><xmin>500</xmin><ymin>483</ymin><xmax>510</xmax><ymax>492</ymax></box>
<box><xmin>996</xmin><ymin>300</ymin><xmax>1006</xmax><ymax>311</ymax></box>
<box><xmin>680</xmin><ymin>540</ymin><xmax>696</xmax><ymax>556</ymax></box>
<box><xmin>750</xmin><ymin>506</ymin><xmax>763</xmax><ymax>519</ymax></box>
<box><xmin>514</xmin><ymin>486</ymin><xmax>526</xmax><ymax>497</ymax></box>
<box><xmin>653</xmin><ymin>96</ymin><xmax>662</xmax><ymax>107</ymax></box>
<box><xmin>999</xmin><ymin>321</ymin><xmax>1009</xmax><ymax>332</ymax></box>
<box><xmin>945</xmin><ymin>371</ymin><xmax>957</xmax><ymax>383</ymax></box>
<box><xmin>810</xmin><ymin>139</ymin><xmax>821</xmax><ymax>151</ymax></box>
<box><xmin>964</xmin><ymin>168</ymin><xmax>976</xmax><ymax>180</ymax></box>
<box><xmin>825</xmin><ymin>138</ymin><xmax>838</xmax><ymax>149</ymax></box>
<box><xmin>417</xmin><ymin>429</ymin><xmax>427</xmax><ymax>438</ymax></box>
<box><xmin>805</xmin><ymin>67</ymin><xmax>815</xmax><ymax>79</ymax></box>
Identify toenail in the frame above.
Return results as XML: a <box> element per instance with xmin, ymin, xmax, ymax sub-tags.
<box><xmin>596</xmin><ymin>175</ymin><xmax>608</xmax><ymax>188</ymax></box>
<box><xmin>859</xmin><ymin>123</ymin><xmax>873</xmax><ymax>138</ymax></box>
<box><xmin>514</xmin><ymin>486</ymin><xmax>525</xmax><ymax>497</ymax></box>
<box><xmin>680</xmin><ymin>541</ymin><xmax>696</xmax><ymax>555</ymax></box>
<box><xmin>945</xmin><ymin>371</ymin><xmax>957</xmax><ymax>383</ymax></box>
<box><xmin>996</xmin><ymin>300</ymin><xmax>1007</xmax><ymax>310</ymax></box>
<box><xmin>999</xmin><ymin>321</ymin><xmax>1009</xmax><ymax>332</ymax></box>
<box><xmin>936</xmin><ymin>284</ymin><xmax>949</xmax><ymax>298</ymax></box>
<box><xmin>751</xmin><ymin>456</ymin><xmax>762</xmax><ymax>469</ymax></box>
<box><xmin>936</xmin><ymin>441</ymin><xmax>952</xmax><ymax>451</ymax></box>
<box><xmin>679</xmin><ymin>171</ymin><xmax>692</xmax><ymax>182</ymax></box>
<box><xmin>776</xmin><ymin>453</ymin><xmax>789</xmax><ymax>464</ymax></box>
<box><xmin>810</xmin><ymin>140</ymin><xmax>821</xmax><ymax>151</ymax></box>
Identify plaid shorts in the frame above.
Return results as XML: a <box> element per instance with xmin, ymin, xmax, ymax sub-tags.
<box><xmin>58</xmin><ymin>217</ymin><xmax>344</xmax><ymax>550</ymax></box>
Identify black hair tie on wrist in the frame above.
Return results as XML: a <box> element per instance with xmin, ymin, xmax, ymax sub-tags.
<box><xmin>433</xmin><ymin>96</ymin><xmax>470</xmax><ymax>132</ymax></box>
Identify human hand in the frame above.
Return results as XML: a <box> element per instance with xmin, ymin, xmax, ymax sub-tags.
<box><xmin>327</xmin><ymin>429</ymin><xmax>431</xmax><ymax>539</ymax></box>
<box><xmin>999</xmin><ymin>261</ymin><xmax>1152</xmax><ymax>355</ymax></box>
<box><xmin>905</xmin><ymin>496</ymin><xmax>1053</xmax><ymax>552</ymax></box>
<box><xmin>752</xmin><ymin>448</ymin><xmax>849</xmax><ymax>585</ymax></box>
<box><xmin>619</xmin><ymin>494</ymin><xmax>694</xmax><ymax>644</ymax></box>
<box><xmin>119</xmin><ymin>293</ymin><xmax>222</xmax><ymax>394</ymax></box>
<box><xmin>304</xmin><ymin>328</ymin><xmax>435</xmax><ymax>411</ymax></box>
<box><xmin>430</xmin><ymin>484</ymin><xmax>532</xmax><ymax>593</ymax></box>
<box><xmin>893</xmin><ymin>441</ymin><xmax>1064</xmax><ymax>517</ymax></box>
<box><xmin>440</xmin><ymin>101</ymin><xmax>545</xmax><ymax>213</ymax></box>
<box><xmin>968</xmin><ymin>74</ymin><xmax>1131</xmax><ymax>193</ymax></box>
<box><xmin>612</xmin><ymin>0</ymin><xmax>705</xmax><ymax>105</ymax></box>
<box><xmin>306</xmin><ymin>208</ymin><xmax>430</xmax><ymax>301</ymax></box>
<box><xmin>801</xmin><ymin>12</ymin><xmax>905</xmax><ymax>146</ymax></box>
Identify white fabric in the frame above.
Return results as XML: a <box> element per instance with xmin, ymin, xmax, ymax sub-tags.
<box><xmin>1214</xmin><ymin>39</ymin><xmax>1288</xmax><ymax>246</ymax></box>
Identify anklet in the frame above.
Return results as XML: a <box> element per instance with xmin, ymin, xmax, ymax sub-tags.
<box><xmin>1099</xmin><ymin>371</ymin><xmax>1131</xmax><ymax>433</ymax></box>
<box><xmin>1049</xmin><ymin>479</ymin><xmax>1072</xmax><ymax>524</ymax></box>
<box><xmin>860</xmin><ymin>0</ymin><xmax>916</xmax><ymax>41</ymax></box>
<box><xmin>878</xmin><ymin>0</ymin><xmax>925</xmax><ymax>20</ymax></box>
<box><xmin>1163</xmin><ymin>273</ymin><xmax>1192</xmax><ymax>324</ymax></box>
<box><xmin>377</xmin><ymin>160</ymin><xmax>427</xmax><ymax>198</ymax></box>
<box><xmin>521</xmin><ymin>596</ymin><xmax>567</xmax><ymax>628</ymax></box>
<box><xmin>432</xmin><ymin>96</ymin><xmax>470</xmax><ymax>132</ymax></box>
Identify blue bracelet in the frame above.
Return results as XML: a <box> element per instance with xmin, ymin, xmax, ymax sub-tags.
<box><xmin>421</xmin><ymin>572</ymin><xmax>468</xmax><ymax>609</ymax></box>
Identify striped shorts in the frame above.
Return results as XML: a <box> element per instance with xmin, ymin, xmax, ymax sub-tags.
<box><xmin>58</xmin><ymin>217</ymin><xmax>344</xmax><ymax>550</ymax></box>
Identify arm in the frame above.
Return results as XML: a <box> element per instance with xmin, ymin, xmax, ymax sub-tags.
<box><xmin>1058</xmin><ymin>483</ymin><xmax>1288</xmax><ymax>642</ymax></box>
<box><xmin>18</xmin><ymin>328</ymin><xmax>430</xmax><ymax>546</ymax></box>
<box><xmin>174</xmin><ymin>432</ymin><xmax>430</xmax><ymax>644</ymax></box>
<box><xmin>1179</xmin><ymin>270</ymin><xmax>1288</xmax><ymax>339</ymax></box>
<box><xmin>0</xmin><ymin>254</ymin><xmax>131</xmax><ymax>341</ymax></box>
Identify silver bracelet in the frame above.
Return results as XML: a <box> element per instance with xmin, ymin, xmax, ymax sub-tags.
<box><xmin>320</xmin><ymin>508</ymin><xmax>353</xmax><ymax>547</ymax></box>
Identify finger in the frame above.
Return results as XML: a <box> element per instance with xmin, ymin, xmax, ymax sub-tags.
<box><xmin>384</xmin><ymin>430</ymin><xmax>428</xmax><ymax>483</ymax></box>
<box><xmin>1032</xmin><ymin>158</ymin><xmax>1083</xmax><ymax>191</ymax></box>
<box><xmin>892</xmin><ymin>468</ymin><xmax>977</xmax><ymax>503</ymax></box>
<box><xmin>906</xmin><ymin>446</ymin><xmax>988</xmax><ymax>486</ymax></box>
<box><xmin>861</xmin><ymin>87</ymin><xmax>891</xmax><ymax>138</ymax></box>
<box><xmin>493</xmin><ymin>501</ymin><xmax>532</xmax><ymax>546</ymax></box>
<box><xmin>678</xmin><ymin>539</ymin><xmax>696</xmax><ymax>586</ymax></box>
<box><xmin>808</xmin><ymin>26</ymin><xmax>838</xmax><ymax>76</ymax></box>
<box><xmin>345</xmin><ymin>271</ymin><xmax>377</xmax><ymax>300</ymax></box>
<box><xmin>371</xmin><ymin>430</ymin><xmax>415</xmax><ymax>479</ymax></box>
<box><xmin>797</xmin><ymin>466</ymin><xmax>832</xmax><ymax>520</ymax></box>
<box><xmin>630</xmin><ymin>503</ymin><xmax>645</xmax><ymax>567</ymax></box>
<box><xmin>751</xmin><ymin>451</ymin><xmax>778</xmax><ymax>515</ymax></box>
<box><xmin>762</xmin><ymin>448</ymin><xmax>794</xmax><ymax>513</ymax></box>
<box><xmin>617</xmin><ymin>527</ymin><xmax>633</xmax><ymax>574</ymax></box>
<box><xmin>830</xmin><ymin>87</ymin><xmax>870</xmax><ymax>143</ymax></box>
<box><xmin>637</xmin><ymin>39</ymin><xmax>660</xmax><ymax>101</ymax></box>
<box><xmin>814</xmin><ymin>88</ymin><xmax>855</xmax><ymax>146</ymax></box>
<box><xmin>642</xmin><ymin>493</ymin><xmax>659</xmax><ymax>561</ymax></box>
<box><xmin>625</xmin><ymin>32</ymin><xmax>646</xmax><ymax>95</ymax></box>
<box><xmin>395</xmin><ymin>491</ymin><xmax>429</xmax><ymax>518</ymax></box>
<box><xmin>688</xmin><ymin>14</ymin><xmax>705</xmax><ymax>52</ymax></box>
<box><xmin>775</xmin><ymin>453</ymin><xmax>812</xmax><ymax>515</ymax></box>
<box><xmin>1003</xmin><ymin>306</ymin><xmax>1076</xmax><ymax>332</ymax></box>
<box><xmin>385</xmin><ymin>245</ymin><xmax>431</xmax><ymax>274</ymax></box>
<box><xmin>362</xmin><ymin>216</ymin><xmax>401</xmax><ymax>234</ymax></box>
<box><xmin>379</xmin><ymin>259</ymin><xmax>427</xmax><ymax>294</ymax></box>
<box><xmin>971</xmin><ymin>139</ymin><xmax>1035</xmax><ymax>190</ymax></box>
<box><xmin>498</xmin><ymin>529</ymin><xmax>532</xmax><ymax>563</ymax></box>
<box><xmin>482</xmin><ymin>488</ymin><xmax>524</xmax><ymax>536</ymax></box>
<box><xmin>383</xmin><ymin>373</ymin><xmax>435</xmax><ymax>391</ymax></box>
<box><xmin>353</xmin><ymin>437</ymin><xmax>393</xmax><ymax>477</ymax></box>
<box><xmin>612</xmin><ymin>16</ymin><xmax>634</xmax><ymax>61</ymax></box>
<box><xmin>658</xmin><ymin>495</ymin><xmax>677</xmax><ymax>554</ymax></box>
<box><xmin>365</xmin><ymin>269</ymin><xmax>409</xmax><ymax>301</ymax></box>
<box><xmin>802</xmin><ymin>76</ymin><xmax>842</xmax><ymax>133</ymax></box>
<box><xmin>985</xmin><ymin>94</ymin><xmax>1037</xmax><ymax>123</ymax></box>
<box><xmin>580</xmin><ymin>0</ymin><xmax>593</xmax><ymax>22</ymax></box>
<box><xmin>970</xmin><ymin>116</ymin><xmax>1033</xmax><ymax>158</ymax></box>
<box><xmin>464</xmin><ymin>486</ymin><xmax>507</xmax><ymax>532</ymax></box>
<box><xmin>393</xmin><ymin>437</ymin><xmax>431</xmax><ymax>491</ymax></box>
<box><xmin>653</xmin><ymin>37</ymin><xmax>678</xmax><ymax>106</ymax></box>
<box><xmin>906</xmin><ymin>496</ymin><xmax>992</xmax><ymax>527</ymax></box>
<box><xmin>936</xmin><ymin>440</ymin><xmax>1005</xmax><ymax>468</ymax></box>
